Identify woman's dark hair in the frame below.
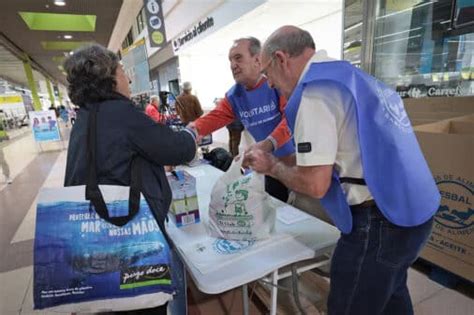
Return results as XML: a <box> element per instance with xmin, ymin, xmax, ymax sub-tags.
<box><xmin>63</xmin><ymin>44</ymin><xmax>120</xmax><ymax>107</ymax></box>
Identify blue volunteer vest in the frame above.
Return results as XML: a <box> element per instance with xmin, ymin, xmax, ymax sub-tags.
<box><xmin>227</xmin><ymin>81</ymin><xmax>294</xmax><ymax>157</ymax></box>
<box><xmin>285</xmin><ymin>61</ymin><xmax>440</xmax><ymax>233</ymax></box>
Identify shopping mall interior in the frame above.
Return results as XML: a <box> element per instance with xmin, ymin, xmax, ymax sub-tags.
<box><xmin>0</xmin><ymin>0</ymin><xmax>473</xmax><ymax>314</ymax></box>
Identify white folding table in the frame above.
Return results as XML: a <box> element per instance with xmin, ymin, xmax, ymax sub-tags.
<box><xmin>167</xmin><ymin>163</ymin><xmax>339</xmax><ymax>315</ymax></box>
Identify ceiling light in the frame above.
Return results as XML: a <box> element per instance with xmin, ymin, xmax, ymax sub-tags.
<box><xmin>54</xmin><ymin>0</ymin><xmax>66</xmax><ymax>6</ymax></box>
<box><xmin>64</xmin><ymin>35</ymin><xmax>72</xmax><ymax>39</ymax></box>
<box><xmin>41</xmin><ymin>41</ymin><xmax>89</xmax><ymax>51</ymax></box>
<box><xmin>19</xmin><ymin>12</ymin><xmax>97</xmax><ymax>32</ymax></box>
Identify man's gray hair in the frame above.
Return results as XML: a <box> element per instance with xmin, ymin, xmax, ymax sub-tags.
<box><xmin>150</xmin><ymin>95</ymin><xmax>159</xmax><ymax>102</ymax></box>
<box><xmin>263</xmin><ymin>28</ymin><xmax>315</xmax><ymax>58</ymax></box>
<box><xmin>234</xmin><ymin>36</ymin><xmax>261</xmax><ymax>56</ymax></box>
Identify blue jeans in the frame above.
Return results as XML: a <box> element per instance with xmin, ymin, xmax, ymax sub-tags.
<box><xmin>169</xmin><ymin>246</ymin><xmax>187</xmax><ymax>315</ymax></box>
<box><xmin>327</xmin><ymin>204</ymin><xmax>433</xmax><ymax>315</ymax></box>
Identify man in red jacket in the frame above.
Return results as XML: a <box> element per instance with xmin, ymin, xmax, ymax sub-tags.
<box><xmin>188</xmin><ymin>37</ymin><xmax>294</xmax><ymax>202</ymax></box>
<box><xmin>145</xmin><ymin>95</ymin><xmax>165</xmax><ymax>124</ymax></box>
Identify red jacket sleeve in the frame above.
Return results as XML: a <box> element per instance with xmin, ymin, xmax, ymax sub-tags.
<box><xmin>269</xmin><ymin>95</ymin><xmax>292</xmax><ymax>149</ymax></box>
<box><xmin>194</xmin><ymin>97</ymin><xmax>235</xmax><ymax>136</ymax></box>
<box><xmin>145</xmin><ymin>105</ymin><xmax>161</xmax><ymax>123</ymax></box>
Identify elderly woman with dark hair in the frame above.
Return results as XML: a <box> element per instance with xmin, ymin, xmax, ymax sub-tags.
<box><xmin>63</xmin><ymin>44</ymin><xmax>196</xmax><ymax>314</ymax></box>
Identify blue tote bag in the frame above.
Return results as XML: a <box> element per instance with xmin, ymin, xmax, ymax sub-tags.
<box><xmin>33</xmin><ymin>104</ymin><xmax>175</xmax><ymax>312</ymax></box>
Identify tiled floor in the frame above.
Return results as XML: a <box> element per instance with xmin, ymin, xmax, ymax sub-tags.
<box><xmin>0</xmin><ymin>127</ymin><xmax>472</xmax><ymax>315</ymax></box>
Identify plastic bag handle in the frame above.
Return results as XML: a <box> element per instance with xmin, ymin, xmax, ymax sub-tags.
<box><xmin>224</xmin><ymin>155</ymin><xmax>244</xmax><ymax>179</ymax></box>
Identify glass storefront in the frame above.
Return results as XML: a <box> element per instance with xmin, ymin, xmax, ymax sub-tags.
<box><xmin>343</xmin><ymin>0</ymin><xmax>363</xmax><ymax>67</ymax></box>
<box><xmin>343</xmin><ymin>0</ymin><xmax>473</xmax><ymax>98</ymax></box>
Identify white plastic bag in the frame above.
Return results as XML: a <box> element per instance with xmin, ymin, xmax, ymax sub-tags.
<box><xmin>208</xmin><ymin>157</ymin><xmax>276</xmax><ymax>241</ymax></box>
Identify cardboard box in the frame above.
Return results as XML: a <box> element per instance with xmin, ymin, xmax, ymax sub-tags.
<box><xmin>404</xmin><ymin>96</ymin><xmax>474</xmax><ymax>114</ymax></box>
<box><xmin>449</xmin><ymin>113</ymin><xmax>474</xmax><ymax>123</ymax></box>
<box><xmin>404</xmin><ymin>96</ymin><xmax>474</xmax><ymax>126</ymax></box>
<box><xmin>167</xmin><ymin>170</ymin><xmax>200</xmax><ymax>227</ymax></box>
<box><xmin>414</xmin><ymin>116</ymin><xmax>474</xmax><ymax>282</ymax></box>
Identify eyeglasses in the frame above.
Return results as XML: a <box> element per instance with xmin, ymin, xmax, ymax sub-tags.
<box><xmin>260</xmin><ymin>55</ymin><xmax>275</xmax><ymax>77</ymax></box>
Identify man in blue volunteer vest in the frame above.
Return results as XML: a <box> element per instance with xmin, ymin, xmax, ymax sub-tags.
<box><xmin>189</xmin><ymin>37</ymin><xmax>294</xmax><ymax>202</ymax></box>
<box><xmin>245</xmin><ymin>25</ymin><xmax>440</xmax><ymax>315</ymax></box>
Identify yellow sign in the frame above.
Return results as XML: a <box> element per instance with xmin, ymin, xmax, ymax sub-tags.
<box><xmin>0</xmin><ymin>95</ymin><xmax>22</xmax><ymax>104</ymax></box>
<box><xmin>121</xmin><ymin>38</ymin><xmax>146</xmax><ymax>56</ymax></box>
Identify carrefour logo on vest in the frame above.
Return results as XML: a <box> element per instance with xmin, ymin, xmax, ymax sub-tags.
<box><xmin>376</xmin><ymin>81</ymin><xmax>412</xmax><ymax>133</ymax></box>
<box><xmin>435</xmin><ymin>176</ymin><xmax>473</xmax><ymax>231</ymax></box>
<box><xmin>213</xmin><ymin>239</ymin><xmax>255</xmax><ymax>255</ymax></box>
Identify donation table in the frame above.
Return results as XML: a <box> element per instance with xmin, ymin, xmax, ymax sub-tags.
<box><xmin>167</xmin><ymin>163</ymin><xmax>339</xmax><ymax>314</ymax></box>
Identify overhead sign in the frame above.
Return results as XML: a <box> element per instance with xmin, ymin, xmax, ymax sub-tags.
<box><xmin>143</xmin><ymin>0</ymin><xmax>167</xmax><ymax>48</ymax></box>
<box><xmin>169</xmin><ymin>0</ymin><xmax>265</xmax><ymax>54</ymax></box>
<box><xmin>0</xmin><ymin>94</ymin><xmax>27</xmax><ymax>117</ymax></box>
<box><xmin>172</xmin><ymin>17</ymin><xmax>215</xmax><ymax>53</ymax></box>
<box><xmin>0</xmin><ymin>95</ymin><xmax>22</xmax><ymax>104</ymax></box>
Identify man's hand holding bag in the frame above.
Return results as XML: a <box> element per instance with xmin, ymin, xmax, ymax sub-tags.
<box><xmin>208</xmin><ymin>157</ymin><xmax>276</xmax><ymax>241</ymax></box>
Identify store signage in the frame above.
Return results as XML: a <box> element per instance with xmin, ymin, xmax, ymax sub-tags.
<box><xmin>29</xmin><ymin>110</ymin><xmax>61</xmax><ymax>143</ymax></box>
<box><xmin>143</xmin><ymin>0</ymin><xmax>167</xmax><ymax>48</ymax></box>
<box><xmin>397</xmin><ymin>85</ymin><xmax>472</xmax><ymax>98</ymax></box>
<box><xmin>172</xmin><ymin>17</ymin><xmax>214</xmax><ymax>52</ymax></box>
<box><xmin>426</xmin><ymin>86</ymin><xmax>464</xmax><ymax>97</ymax></box>
<box><xmin>0</xmin><ymin>94</ymin><xmax>27</xmax><ymax>117</ymax></box>
<box><xmin>0</xmin><ymin>95</ymin><xmax>22</xmax><ymax>104</ymax></box>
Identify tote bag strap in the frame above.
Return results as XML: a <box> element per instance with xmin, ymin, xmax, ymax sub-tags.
<box><xmin>85</xmin><ymin>103</ymin><xmax>140</xmax><ymax>227</ymax></box>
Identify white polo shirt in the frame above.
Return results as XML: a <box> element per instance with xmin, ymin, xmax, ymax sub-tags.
<box><xmin>294</xmin><ymin>52</ymin><xmax>373</xmax><ymax>206</ymax></box>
